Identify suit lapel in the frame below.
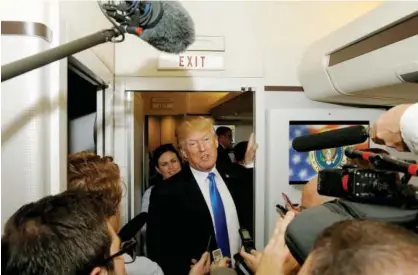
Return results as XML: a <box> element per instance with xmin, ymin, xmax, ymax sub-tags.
<box><xmin>217</xmin><ymin>166</ymin><xmax>239</xmax><ymax>201</ymax></box>
<box><xmin>182</xmin><ymin>166</ymin><xmax>214</xmax><ymax>225</ymax></box>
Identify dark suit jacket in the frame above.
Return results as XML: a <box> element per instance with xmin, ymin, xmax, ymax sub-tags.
<box><xmin>217</xmin><ymin>146</ymin><xmax>233</xmax><ymax>169</ymax></box>
<box><xmin>146</xmin><ymin>165</ymin><xmax>253</xmax><ymax>275</ymax></box>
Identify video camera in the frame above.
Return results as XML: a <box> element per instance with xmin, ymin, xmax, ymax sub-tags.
<box><xmin>285</xmin><ymin>148</ymin><xmax>418</xmax><ymax>264</ymax></box>
<box><xmin>318</xmin><ymin>148</ymin><xmax>418</xmax><ymax>209</ymax></box>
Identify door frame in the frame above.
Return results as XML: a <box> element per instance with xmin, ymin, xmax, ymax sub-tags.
<box><xmin>115</xmin><ymin>76</ymin><xmax>267</xmax><ymax>250</ymax></box>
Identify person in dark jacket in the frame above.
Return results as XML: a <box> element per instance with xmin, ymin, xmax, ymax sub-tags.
<box><xmin>216</xmin><ymin>126</ymin><xmax>234</xmax><ymax>169</ymax></box>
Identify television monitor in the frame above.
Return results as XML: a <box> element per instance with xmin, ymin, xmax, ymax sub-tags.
<box><xmin>289</xmin><ymin>121</ymin><xmax>370</xmax><ymax>185</ymax></box>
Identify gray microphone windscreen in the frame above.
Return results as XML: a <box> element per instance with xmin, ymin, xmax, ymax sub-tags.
<box><xmin>141</xmin><ymin>1</ymin><xmax>195</xmax><ymax>53</ymax></box>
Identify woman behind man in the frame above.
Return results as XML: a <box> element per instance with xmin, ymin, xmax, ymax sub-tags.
<box><xmin>141</xmin><ymin>144</ymin><xmax>183</xmax><ymax>213</ymax></box>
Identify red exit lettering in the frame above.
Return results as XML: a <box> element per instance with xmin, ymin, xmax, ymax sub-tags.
<box><xmin>179</xmin><ymin>56</ymin><xmax>206</xmax><ymax>68</ymax></box>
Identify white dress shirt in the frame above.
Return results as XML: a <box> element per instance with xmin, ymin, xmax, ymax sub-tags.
<box><xmin>190</xmin><ymin>166</ymin><xmax>241</xmax><ymax>258</ymax></box>
<box><xmin>123</xmin><ymin>255</ymin><xmax>164</xmax><ymax>275</ymax></box>
<box><xmin>141</xmin><ymin>186</ymin><xmax>154</xmax><ymax>213</ymax></box>
<box><xmin>400</xmin><ymin>103</ymin><xmax>418</xmax><ymax>155</ymax></box>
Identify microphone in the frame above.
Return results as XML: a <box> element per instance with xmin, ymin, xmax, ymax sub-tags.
<box><xmin>103</xmin><ymin>1</ymin><xmax>195</xmax><ymax>53</ymax></box>
<box><xmin>292</xmin><ymin>125</ymin><xmax>369</xmax><ymax>152</ymax></box>
<box><xmin>1</xmin><ymin>1</ymin><xmax>195</xmax><ymax>81</ymax></box>
<box><xmin>118</xmin><ymin>212</ymin><xmax>148</xmax><ymax>242</ymax></box>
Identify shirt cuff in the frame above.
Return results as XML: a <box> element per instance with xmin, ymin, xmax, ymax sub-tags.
<box><xmin>244</xmin><ymin>162</ymin><xmax>254</xmax><ymax>168</ymax></box>
<box><xmin>400</xmin><ymin>103</ymin><xmax>418</xmax><ymax>155</ymax></box>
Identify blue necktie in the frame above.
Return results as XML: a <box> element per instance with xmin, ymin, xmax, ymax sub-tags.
<box><xmin>208</xmin><ymin>172</ymin><xmax>231</xmax><ymax>258</ymax></box>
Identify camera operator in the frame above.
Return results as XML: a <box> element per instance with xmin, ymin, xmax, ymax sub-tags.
<box><xmin>248</xmin><ymin>211</ymin><xmax>418</xmax><ymax>275</ymax></box>
<box><xmin>370</xmin><ymin>103</ymin><xmax>418</xmax><ymax>154</ymax></box>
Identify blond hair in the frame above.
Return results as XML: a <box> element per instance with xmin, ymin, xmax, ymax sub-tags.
<box><xmin>67</xmin><ymin>151</ymin><xmax>122</xmax><ymax>217</ymax></box>
<box><xmin>175</xmin><ymin>116</ymin><xmax>215</xmax><ymax>148</ymax></box>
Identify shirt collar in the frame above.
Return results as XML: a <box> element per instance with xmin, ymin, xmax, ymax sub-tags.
<box><xmin>190</xmin><ymin>165</ymin><xmax>218</xmax><ymax>184</ymax></box>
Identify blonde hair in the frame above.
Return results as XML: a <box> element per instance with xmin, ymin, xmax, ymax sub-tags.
<box><xmin>67</xmin><ymin>151</ymin><xmax>122</xmax><ymax>217</ymax></box>
<box><xmin>175</xmin><ymin>116</ymin><xmax>215</xmax><ymax>148</ymax></box>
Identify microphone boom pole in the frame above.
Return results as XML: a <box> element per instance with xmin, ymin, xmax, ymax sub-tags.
<box><xmin>1</xmin><ymin>28</ymin><xmax>121</xmax><ymax>82</ymax></box>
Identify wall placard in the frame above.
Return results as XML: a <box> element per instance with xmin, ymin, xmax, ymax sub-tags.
<box><xmin>151</xmin><ymin>103</ymin><xmax>174</xmax><ymax>110</ymax></box>
<box><xmin>151</xmin><ymin>97</ymin><xmax>173</xmax><ymax>103</ymax></box>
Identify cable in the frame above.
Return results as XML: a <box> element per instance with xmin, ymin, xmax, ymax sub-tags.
<box><xmin>97</xmin><ymin>1</ymin><xmax>125</xmax><ymax>43</ymax></box>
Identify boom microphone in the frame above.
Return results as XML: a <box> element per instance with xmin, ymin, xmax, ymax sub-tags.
<box><xmin>292</xmin><ymin>125</ymin><xmax>369</xmax><ymax>152</ymax></box>
<box><xmin>102</xmin><ymin>1</ymin><xmax>195</xmax><ymax>53</ymax></box>
<box><xmin>1</xmin><ymin>1</ymin><xmax>195</xmax><ymax>82</ymax></box>
<box><xmin>118</xmin><ymin>212</ymin><xmax>148</xmax><ymax>242</ymax></box>
<box><xmin>140</xmin><ymin>1</ymin><xmax>195</xmax><ymax>53</ymax></box>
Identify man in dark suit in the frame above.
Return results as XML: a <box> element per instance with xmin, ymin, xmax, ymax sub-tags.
<box><xmin>147</xmin><ymin>116</ymin><xmax>255</xmax><ymax>275</ymax></box>
<box><xmin>216</xmin><ymin>126</ymin><xmax>234</xmax><ymax>168</ymax></box>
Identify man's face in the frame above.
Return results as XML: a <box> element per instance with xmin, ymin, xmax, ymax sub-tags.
<box><xmin>219</xmin><ymin>130</ymin><xmax>233</xmax><ymax>149</ymax></box>
<box><xmin>181</xmin><ymin>130</ymin><xmax>218</xmax><ymax>172</ymax></box>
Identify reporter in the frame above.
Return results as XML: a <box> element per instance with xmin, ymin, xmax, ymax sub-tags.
<box><xmin>298</xmin><ymin>220</ymin><xmax>418</xmax><ymax>275</ymax></box>
<box><xmin>256</xmin><ymin>211</ymin><xmax>296</xmax><ymax>275</ymax></box>
<box><xmin>67</xmin><ymin>151</ymin><xmax>163</xmax><ymax>275</ymax></box>
<box><xmin>239</xmin><ymin>247</ymin><xmax>262</xmax><ymax>272</ymax></box>
<box><xmin>240</xmin><ymin>213</ymin><xmax>300</xmax><ymax>275</ymax></box>
<box><xmin>370</xmin><ymin>103</ymin><xmax>418</xmax><ymax>154</ymax></box>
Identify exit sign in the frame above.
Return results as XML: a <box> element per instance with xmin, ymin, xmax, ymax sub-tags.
<box><xmin>157</xmin><ymin>53</ymin><xmax>224</xmax><ymax>71</ymax></box>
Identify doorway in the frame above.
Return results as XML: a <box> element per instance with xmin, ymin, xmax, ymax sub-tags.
<box><xmin>118</xmin><ymin>76</ymin><xmax>265</xmax><ymax>250</ymax></box>
<box><xmin>67</xmin><ymin>56</ymin><xmax>108</xmax><ymax>156</ymax></box>
<box><xmin>127</xmin><ymin>89</ymin><xmax>255</xmax><ymax>253</ymax></box>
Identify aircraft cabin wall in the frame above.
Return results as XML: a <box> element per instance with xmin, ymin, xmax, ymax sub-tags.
<box><xmin>1</xmin><ymin>0</ymin><xmax>64</xmax><ymax>230</ymax></box>
<box><xmin>1</xmin><ymin>0</ymin><xmax>115</xmax><ymax>230</ymax></box>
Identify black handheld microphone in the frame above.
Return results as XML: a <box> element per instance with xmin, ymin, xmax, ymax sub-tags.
<box><xmin>292</xmin><ymin>125</ymin><xmax>369</xmax><ymax>152</ymax></box>
<box><xmin>118</xmin><ymin>212</ymin><xmax>148</xmax><ymax>242</ymax></box>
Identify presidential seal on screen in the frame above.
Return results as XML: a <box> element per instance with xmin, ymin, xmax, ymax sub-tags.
<box><xmin>309</xmin><ymin>147</ymin><xmax>346</xmax><ymax>172</ymax></box>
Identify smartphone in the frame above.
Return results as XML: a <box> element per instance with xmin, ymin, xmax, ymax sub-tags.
<box><xmin>276</xmin><ymin>204</ymin><xmax>288</xmax><ymax>217</ymax></box>
<box><xmin>282</xmin><ymin>192</ymin><xmax>298</xmax><ymax>210</ymax></box>
<box><xmin>239</xmin><ymin>229</ymin><xmax>256</xmax><ymax>253</ymax></box>
<box><xmin>206</xmin><ymin>235</ymin><xmax>212</xmax><ymax>252</ymax></box>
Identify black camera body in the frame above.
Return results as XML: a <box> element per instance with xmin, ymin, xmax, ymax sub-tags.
<box><xmin>318</xmin><ymin>165</ymin><xmax>418</xmax><ymax>208</ymax></box>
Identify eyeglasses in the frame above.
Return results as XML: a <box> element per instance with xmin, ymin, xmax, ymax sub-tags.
<box><xmin>104</xmin><ymin>238</ymin><xmax>138</xmax><ymax>264</ymax></box>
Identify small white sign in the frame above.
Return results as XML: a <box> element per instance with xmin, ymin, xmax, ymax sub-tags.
<box><xmin>151</xmin><ymin>103</ymin><xmax>174</xmax><ymax>110</ymax></box>
<box><xmin>157</xmin><ymin>53</ymin><xmax>224</xmax><ymax>71</ymax></box>
<box><xmin>187</xmin><ymin>35</ymin><xmax>225</xmax><ymax>52</ymax></box>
